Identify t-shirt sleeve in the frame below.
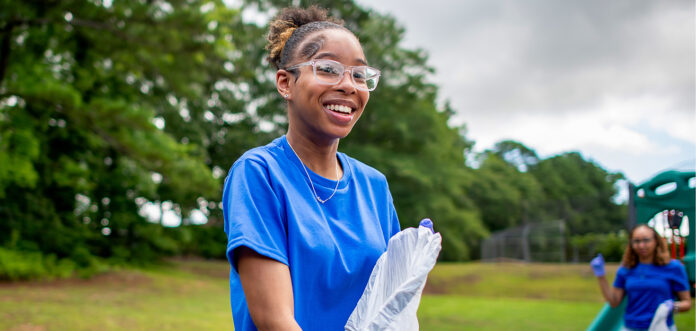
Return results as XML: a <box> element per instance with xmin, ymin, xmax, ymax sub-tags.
<box><xmin>222</xmin><ymin>157</ymin><xmax>288</xmax><ymax>271</ymax></box>
<box><xmin>613</xmin><ymin>266</ymin><xmax>627</xmax><ymax>289</ymax></box>
<box><xmin>669</xmin><ymin>261</ymin><xmax>690</xmax><ymax>292</ymax></box>
<box><xmin>387</xmin><ymin>191</ymin><xmax>401</xmax><ymax>237</ymax></box>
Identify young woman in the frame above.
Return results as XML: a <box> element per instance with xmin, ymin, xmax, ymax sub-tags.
<box><xmin>222</xmin><ymin>6</ymin><xmax>400</xmax><ymax>331</ymax></box>
<box><xmin>591</xmin><ymin>224</ymin><xmax>691</xmax><ymax>330</ymax></box>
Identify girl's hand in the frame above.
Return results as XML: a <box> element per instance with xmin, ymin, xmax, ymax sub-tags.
<box><xmin>590</xmin><ymin>253</ymin><xmax>606</xmax><ymax>277</ymax></box>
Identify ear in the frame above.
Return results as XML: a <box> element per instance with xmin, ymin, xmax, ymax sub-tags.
<box><xmin>276</xmin><ymin>69</ymin><xmax>293</xmax><ymax>100</ymax></box>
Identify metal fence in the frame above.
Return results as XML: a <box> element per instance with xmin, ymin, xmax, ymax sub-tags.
<box><xmin>481</xmin><ymin>220</ymin><xmax>566</xmax><ymax>262</ymax></box>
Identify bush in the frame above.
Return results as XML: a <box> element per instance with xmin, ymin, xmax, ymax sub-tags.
<box><xmin>0</xmin><ymin>247</ymin><xmax>47</xmax><ymax>281</ymax></box>
<box><xmin>0</xmin><ymin>247</ymin><xmax>85</xmax><ymax>280</ymax></box>
<box><xmin>166</xmin><ymin>225</ymin><xmax>227</xmax><ymax>259</ymax></box>
<box><xmin>570</xmin><ymin>231</ymin><xmax>627</xmax><ymax>262</ymax></box>
<box><xmin>0</xmin><ymin>246</ymin><xmax>112</xmax><ymax>281</ymax></box>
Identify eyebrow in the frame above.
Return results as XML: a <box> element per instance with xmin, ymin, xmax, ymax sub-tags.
<box><xmin>314</xmin><ymin>52</ymin><xmax>368</xmax><ymax>66</ymax></box>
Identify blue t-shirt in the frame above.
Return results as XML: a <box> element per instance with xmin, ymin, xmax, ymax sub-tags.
<box><xmin>222</xmin><ymin>135</ymin><xmax>401</xmax><ymax>331</ymax></box>
<box><xmin>613</xmin><ymin>260</ymin><xmax>690</xmax><ymax>329</ymax></box>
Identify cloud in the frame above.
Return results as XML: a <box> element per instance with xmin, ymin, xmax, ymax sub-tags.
<box><xmin>357</xmin><ymin>0</ymin><xmax>695</xmax><ymax>182</ymax></box>
<box><xmin>466</xmin><ymin>94</ymin><xmax>689</xmax><ymax>155</ymax></box>
<box><xmin>361</xmin><ymin>0</ymin><xmax>693</xmax><ymax>116</ymax></box>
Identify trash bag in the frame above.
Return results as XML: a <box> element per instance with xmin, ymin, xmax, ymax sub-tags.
<box><xmin>345</xmin><ymin>219</ymin><xmax>442</xmax><ymax>331</ymax></box>
<box><xmin>648</xmin><ymin>300</ymin><xmax>672</xmax><ymax>331</ymax></box>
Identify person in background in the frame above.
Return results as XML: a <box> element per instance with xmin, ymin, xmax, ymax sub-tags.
<box><xmin>222</xmin><ymin>6</ymin><xmax>400</xmax><ymax>331</ymax></box>
<box><xmin>591</xmin><ymin>224</ymin><xmax>691</xmax><ymax>331</ymax></box>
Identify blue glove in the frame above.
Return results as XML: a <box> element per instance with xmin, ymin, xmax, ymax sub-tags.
<box><xmin>419</xmin><ymin>218</ymin><xmax>434</xmax><ymax>233</ymax></box>
<box><xmin>590</xmin><ymin>253</ymin><xmax>605</xmax><ymax>277</ymax></box>
<box><xmin>664</xmin><ymin>299</ymin><xmax>674</xmax><ymax>312</ymax></box>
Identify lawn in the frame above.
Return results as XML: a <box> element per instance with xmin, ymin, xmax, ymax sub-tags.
<box><xmin>421</xmin><ymin>262</ymin><xmax>694</xmax><ymax>330</ymax></box>
<box><xmin>0</xmin><ymin>259</ymin><xmax>693</xmax><ymax>330</ymax></box>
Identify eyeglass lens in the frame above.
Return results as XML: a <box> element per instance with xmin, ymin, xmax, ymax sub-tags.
<box><xmin>314</xmin><ymin>60</ymin><xmax>379</xmax><ymax>91</ymax></box>
<box><xmin>631</xmin><ymin>238</ymin><xmax>653</xmax><ymax>245</ymax></box>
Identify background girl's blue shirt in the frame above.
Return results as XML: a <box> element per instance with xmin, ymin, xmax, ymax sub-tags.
<box><xmin>613</xmin><ymin>260</ymin><xmax>690</xmax><ymax>329</ymax></box>
<box><xmin>222</xmin><ymin>136</ymin><xmax>401</xmax><ymax>331</ymax></box>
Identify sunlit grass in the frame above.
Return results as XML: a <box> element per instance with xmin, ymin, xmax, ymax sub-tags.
<box><xmin>0</xmin><ymin>260</ymin><xmax>233</xmax><ymax>330</ymax></box>
<box><xmin>419</xmin><ymin>295</ymin><xmax>602</xmax><ymax>331</ymax></box>
<box><xmin>426</xmin><ymin>261</ymin><xmax>621</xmax><ymax>301</ymax></box>
<box><xmin>0</xmin><ymin>260</ymin><xmax>693</xmax><ymax>330</ymax></box>
<box><xmin>422</xmin><ymin>261</ymin><xmax>694</xmax><ymax>331</ymax></box>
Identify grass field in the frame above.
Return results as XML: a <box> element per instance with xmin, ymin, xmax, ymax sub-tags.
<box><xmin>0</xmin><ymin>259</ymin><xmax>693</xmax><ymax>330</ymax></box>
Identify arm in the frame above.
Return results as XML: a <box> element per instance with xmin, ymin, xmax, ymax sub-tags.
<box><xmin>674</xmin><ymin>290</ymin><xmax>691</xmax><ymax>313</ymax></box>
<box><xmin>590</xmin><ymin>254</ymin><xmax>624</xmax><ymax>307</ymax></box>
<box><xmin>236</xmin><ymin>246</ymin><xmax>302</xmax><ymax>331</ymax></box>
<box><xmin>596</xmin><ymin>276</ymin><xmax>625</xmax><ymax>307</ymax></box>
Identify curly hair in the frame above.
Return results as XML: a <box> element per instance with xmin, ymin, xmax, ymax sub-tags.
<box><xmin>266</xmin><ymin>5</ymin><xmax>348</xmax><ymax>70</ymax></box>
<box><xmin>621</xmin><ymin>224</ymin><xmax>671</xmax><ymax>268</ymax></box>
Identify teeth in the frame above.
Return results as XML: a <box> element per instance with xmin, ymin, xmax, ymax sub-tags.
<box><xmin>327</xmin><ymin>104</ymin><xmax>352</xmax><ymax>114</ymax></box>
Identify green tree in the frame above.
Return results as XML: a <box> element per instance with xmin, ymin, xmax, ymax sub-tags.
<box><xmin>0</xmin><ymin>0</ymin><xmax>231</xmax><ymax>263</ymax></box>
<box><xmin>468</xmin><ymin>152</ymin><xmax>545</xmax><ymax>232</ymax></box>
<box><xmin>491</xmin><ymin>139</ymin><xmax>540</xmax><ymax>172</ymax></box>
<box><xmin>529</xmin><ymin>152</ymin><xmax>626</xmax><ymax>234</ymax></box>
<box><xmin>3</xmin><ymin>0</ymin><xmax>626</xmax><ymax>268</ymax></box>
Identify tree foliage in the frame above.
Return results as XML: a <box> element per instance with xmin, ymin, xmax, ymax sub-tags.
<box><xmin>0</xmin><ymin>0</ymin><xmax>231</xmax><ymax>265</ymax></box>
<box><xmin>0</xmin><ymin>0</ymin><xmax>627</xmax><ymax>276</ymax></box>
<box><xmin>529</xmin><ymin>152</ymin><xmax>626</xmax><ymax>234</ymax></box>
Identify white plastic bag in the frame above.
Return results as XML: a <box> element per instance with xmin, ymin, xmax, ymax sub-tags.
<box><xmin>345</xmin><ymin>219</ymin><xmax>442</xmax><ymax>331</ymax></box>
<box><xmin>648</xmin><ymin>300</ymin><xmax>672</xmax><ymax>331</ymax></box>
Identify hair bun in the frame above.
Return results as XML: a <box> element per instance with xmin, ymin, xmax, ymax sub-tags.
<box><xmin>266</xmin><ymin>6</ymin><xmax>345</xmax><ymax>69</ymax></box>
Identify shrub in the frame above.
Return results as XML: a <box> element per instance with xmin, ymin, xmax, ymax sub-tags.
<box><xmin>570</xmin><ymin>231</ymin><xmax>627</xmax><ymax>262</ymax></box>
<box><xmin>0</xmin><ymin>247</ymin><xmax>47</xmax><ymax>281</ymax></box>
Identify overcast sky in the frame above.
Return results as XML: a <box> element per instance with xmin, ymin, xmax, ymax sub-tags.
<box><xmin>355</xmin><ymin>0</ymin><xmax>695</xmax><ymax>185</ymax></box>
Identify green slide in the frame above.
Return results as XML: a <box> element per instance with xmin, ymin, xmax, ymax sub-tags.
<box><xmin>586</xmin><ymin>298</ymin><xmax>627</xmax><ymax>331</ymax></box>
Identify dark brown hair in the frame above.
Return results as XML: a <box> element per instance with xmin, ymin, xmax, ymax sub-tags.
<box><xmin>266</xmin><ymin>6</ymin><xmax>348</xmax><ymax>70</ymax></box>
<box><xmin>621</xmin><ymin>224</ymin><xmax>671</xmax><ymax>268</ymax></box>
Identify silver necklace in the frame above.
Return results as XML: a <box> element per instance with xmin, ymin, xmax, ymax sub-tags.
<box><xmin>287</xmin><ymin>140</ymin><xmax>340</xmax><ymax>204</ymax></box>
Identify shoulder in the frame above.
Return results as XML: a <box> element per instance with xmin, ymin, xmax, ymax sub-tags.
<box><xmin>341</xmin><ymin>153</ymin><xmax>387</xmax><ymax>182</ymax></box>
<box><xmin>231</xmin><ymin>137</ymin><xmax>287</xmax><ymax>172</ymax></box>
<box><xmin>663</xmin><ymin>259</ymin><xmax>687</xmax><ymax>272</ymax></box>
<box><xmin>616</xmin><ymin>265</ymin><xmax>630</xmax><ymax>276</ymax></box>
<box><xmin>224</xmin><ymin>137</ymin><xmax>292</xmax><ymax>191</ymax></box>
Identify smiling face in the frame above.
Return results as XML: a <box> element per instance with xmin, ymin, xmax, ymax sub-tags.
<box><xmin>630</xmin><ymin>225</ymin><xmax>657</xmax><ymax>261</ymax></box>
<box><xmin>277</xmin><ymin>29</ymin><xmax>370</xmax><ymax>144</ymax></box>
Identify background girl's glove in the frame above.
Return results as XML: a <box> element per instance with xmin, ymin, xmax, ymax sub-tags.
<box><xmin>590</xmin><ymin>253</ymin><xmax>605</xmax><ymax>277</ymax></box>
<box><xmin>663</xmin><ymin>299</ymin><xmax>674</xmax><ymax>312</ymax></box>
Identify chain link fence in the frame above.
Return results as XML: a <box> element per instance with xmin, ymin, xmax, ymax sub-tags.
<box><xmin>481</xmin><ymin>220</ymin><xmax>567</xmax><ymax>262</ymax></box>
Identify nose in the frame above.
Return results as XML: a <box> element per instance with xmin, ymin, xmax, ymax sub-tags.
<box><xmin>334</xmin><ymin>69</ymin><xmax>357</xmax><ymax>94</ymax></box>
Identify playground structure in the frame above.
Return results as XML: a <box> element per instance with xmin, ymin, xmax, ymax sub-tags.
<box><xmin>587</xmin><ymin>170</ymin><xmax>695</xmax><ymax>331</ymax></box>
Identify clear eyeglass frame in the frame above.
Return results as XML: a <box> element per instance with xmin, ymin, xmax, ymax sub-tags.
<box><xmin>285</xmin><ymin>59</ymin><xmax>381</xmax><ymax>91</ymax></box>
<box><xmin>631</xmin><ymin>238</ymin><xmax>654</xmax><ymax>245</ymax></box>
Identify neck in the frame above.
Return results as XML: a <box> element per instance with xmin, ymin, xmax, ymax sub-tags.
<box><xmin>638</xmin><ymin>255</ymin><xmax>654</xmax><ymax>264</ymax></box>
<box><xmin>286</xmin><ymin>131</ymin><xmax>342</xmax><ymax>180</ymax></box>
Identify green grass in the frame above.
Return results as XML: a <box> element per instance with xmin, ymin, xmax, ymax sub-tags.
<box><xmin>0</xmin><ymin>260</ymin><xmax>693</xmax><ymax>330</ymax></box>
<box><xmin>425</xmin><ymin>261</ymin><xmax>616</xmax><ymax>301</ymax></box>
<box><xmin>0</xmin><ymin>260</ymin><xmax>233</xmax><ymax>330</ymax></box>
<box><xmin>420</xmin><ymin>262</ymin><xmax>695</xmax><ymax>331</ymax></box>
<box><xmin>419</xmin><ymin>296</ymin><xmax>603</xmax><ymax>330</ymax></box>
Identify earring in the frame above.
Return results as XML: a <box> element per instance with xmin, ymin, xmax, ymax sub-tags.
<box><xmin>284</xmin><ymin>94</ymin><xmax>289</xmax><ymax>99</ymax></box>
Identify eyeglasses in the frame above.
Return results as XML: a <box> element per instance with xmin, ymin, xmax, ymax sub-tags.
<box><xmin>285</xmin><ymin>59</ymin><xmax>381</xmax><ymax>91</ymax></box>
<box><xmin>631</xmin><ymin>238</ymin><xmax>654</xmax><ymax>245</ymax></box>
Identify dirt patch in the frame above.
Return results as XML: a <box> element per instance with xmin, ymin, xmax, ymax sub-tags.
<box><xmin>167</xmin><ymin>257</ymin><xmax>230</xmax><ymax>279</ymax></box>
<box><xmin>423</xmin><ymin>273</ymin><xmax>481</xmax><ymax>295</ymax></box>
<box><xmin>0</xmin><ymin>270</ymin><xmax>151</xmax><ymax>290</ymax></box>
<box><xmin>527</xmin><ymin>269</ymin><xmax>568</xmax><ymax>279</ymax></box>
<box><xmin>7</xmin><ymin>324</ymin><xmax>47</xmax><ymax>331</ymax></box>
